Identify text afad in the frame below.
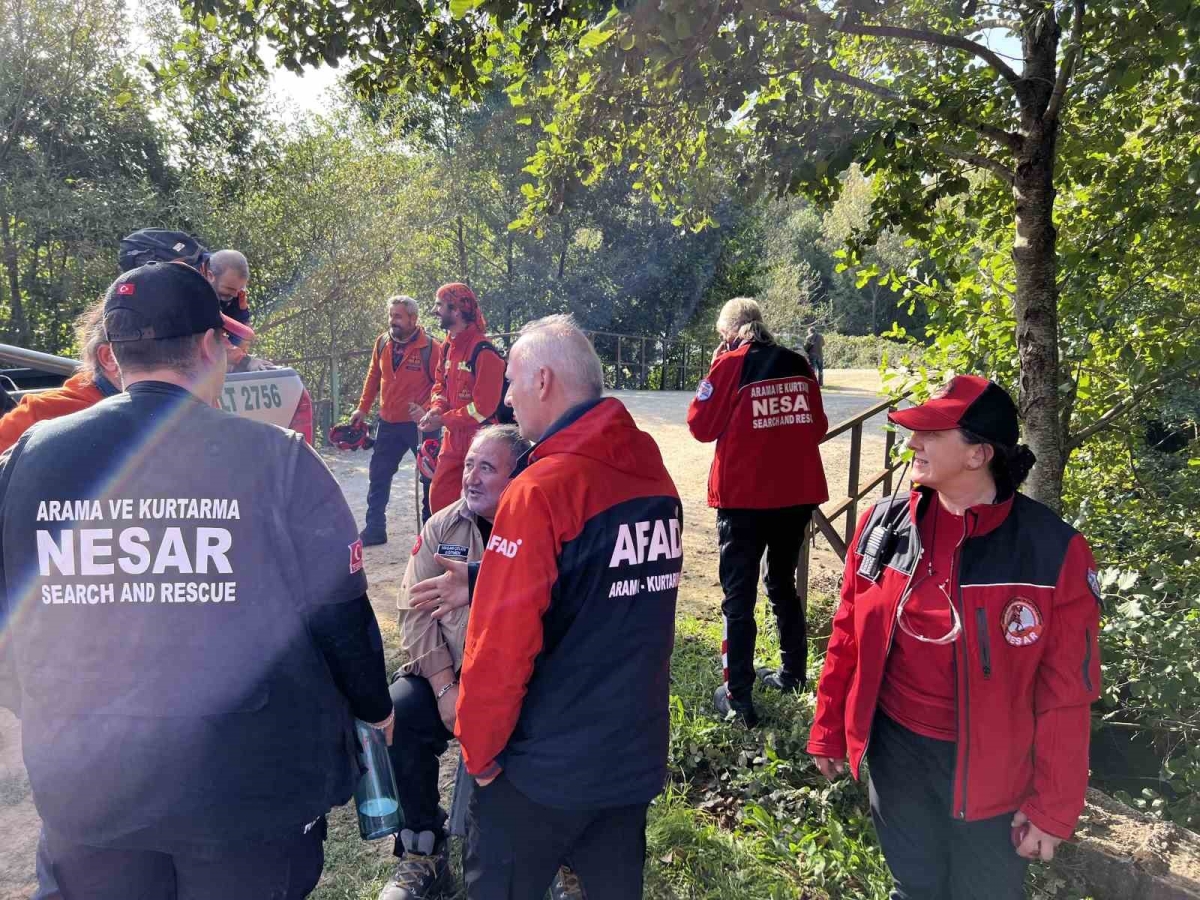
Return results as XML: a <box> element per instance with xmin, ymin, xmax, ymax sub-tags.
<box><xmin>609</xmin><ymin>517</ymin><xmax>683</xmax><ymax>568</ymax></box>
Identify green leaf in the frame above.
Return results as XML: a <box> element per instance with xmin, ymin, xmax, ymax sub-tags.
<box><xmin>579</xmin><ymin>27</ymin><xmax>615</xmax><ymax>50</ymax></box>
<box><xmin>449</xmin><ymin>0</ymin><xmax>484</xmax><ymax>19</ymax></box>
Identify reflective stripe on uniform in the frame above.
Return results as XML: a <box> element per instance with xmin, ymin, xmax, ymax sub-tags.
<box><xmin>466</xmin><ymin>402</ymin><xmax>488</xmax><ymax>423</ymax></box>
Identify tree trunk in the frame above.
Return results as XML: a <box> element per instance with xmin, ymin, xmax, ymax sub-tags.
<box><xmin>0</xmin><ymin>194</ymin><xmax>27</xmax><ymax>345</ymax></box>
<box><xmin>1011</xmin><ymin>13</ymin><xmax>1065</xmax><ymax>510</ymax></box>
<box><xmin>456</xmin><ymin>215</ymin><xmax>468</xmax><ymax>281</ymax></box>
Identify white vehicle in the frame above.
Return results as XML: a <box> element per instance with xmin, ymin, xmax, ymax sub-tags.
<box><xmin>1</xmin><ymin>344</ymin><xmax>314</xmax><ymax>444</ymax></box>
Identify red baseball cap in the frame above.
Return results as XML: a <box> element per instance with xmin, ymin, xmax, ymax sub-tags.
<box><xmin>889</xmin><ymin>375</ymin><xmax>1019</xmax><ymax>448</ymax></box>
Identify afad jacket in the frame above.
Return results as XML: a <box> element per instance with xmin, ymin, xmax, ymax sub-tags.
<box><xmin>356</xmin><ymin>327</ymin><xmax>442</xmax><ymax>424</ymax></box>
<box><xmin>428</xmin><ymin>323</ymin><xmax>506</xmax><ymax>460</ymax></box>
<box><xmin>687</xmin><ymin>340</ymin><xmax>829</xmax><ymax>509</ymax></box>
<box><xmin>456</xmin><ymin>397</ymin><xmax>682</xmax><ymax>810</ymax></box>
<box><xmin>808</xmin><ymin>487</ymin><xmax>1103</xmax><ymax>840</ymax></box>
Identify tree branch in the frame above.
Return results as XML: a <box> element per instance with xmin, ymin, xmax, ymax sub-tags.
<box><xmin>839</xmin><ymin>22</ymin><xmax>1022</xmax><ymax>87</ymax></box>
<box><xmin>776</xmin><ymin>7</ymin><xmax>1022</xmax><ymax>86</ymax></box>
<box><xmin>1066</xmin><ymin>360</ymin><xmax>1200</xmax><ymax>451</ymax></box>
<box><xmin>1044</xmin><ymin>0</ymin><xmax>1084</xmax><ymax>124</ymax></box>
<box><xmin>930</xmin><ymin>142</ymin><xmax>1015</xmax><ymax>185</ymax></box>
<box><xmin>812</xmin><ymin>63</ymin><xmax>1022</xmax><ymax>153</ymax></box>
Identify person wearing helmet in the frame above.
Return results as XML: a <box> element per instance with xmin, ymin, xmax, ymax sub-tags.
<box><xmin>352</xmin><ymin>295</ymin><xmax>442</xmax><ymax>542</ymax></box>
<box><xmin>417</xmin><ymin>284</ymin><xmax>506</xmax><ymax>515</ymax></box>
<box><xmin>808</xmin><ymin>375</ymin><xmax>1102</xmax><ymax>900</ymax></box>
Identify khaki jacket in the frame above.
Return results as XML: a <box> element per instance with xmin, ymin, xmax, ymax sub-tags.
<box><xmin>398</xmin><ymin>498</ymin><xmax>484</xmax><ymax>679</ymax></box>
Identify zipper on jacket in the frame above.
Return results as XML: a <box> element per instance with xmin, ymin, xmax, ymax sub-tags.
<box><xmin>975</xmin><ymin>608</ymin><xmax>992</xmax><ymax>679</ymax></box>
<box><xmin>1082</xmin><ymin>629</ymin><xmax>1094</xmax><ymax>692</ymax></box>
<box><xmin>858</xmin><ymin>519</ymin><xmax>924</xmax><ymax>768</ymax></box>
<box><xmin>954</xmin><ymin>516</ymin><xmax>971</xmax><ymax>819</ymax></box>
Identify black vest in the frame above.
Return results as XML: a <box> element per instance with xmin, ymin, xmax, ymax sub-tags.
<box><xmin>0</xmin><ymin>382</ymin><xmax>360</xmax><ymax>848</ymax></box>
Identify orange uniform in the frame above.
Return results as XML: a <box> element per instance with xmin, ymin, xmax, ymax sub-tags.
<box><xmin>356</xmin><ymin>327</ymin><xmax>442</xmax><ymax>424</ymax></box>
<box><xmin>426</xmin><ymin>323</ymin><xmax>506</xmax><ymax>512</ymax></box>
<box><xmin>0</xmin><ymin>371</ymin><xmax>110</xmax><ymax>454</ymax></box>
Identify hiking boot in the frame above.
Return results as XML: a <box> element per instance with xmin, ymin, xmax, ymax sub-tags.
<box><xmin>378</xmin><ymin>829</ymin><xmax>451</xmax><ymax>900</ymax></box>
<box><xmin>360</xmin><ymin>528</ymin><xmax>388</xmax><ymax>547</ymax></box>
<box><xmin>713</xmin><ymin>684</ymin><xmax>759</xmax><ymax>728</ymax></box>
<box><xmin>550</xmin><ymin>864</ymin><xmax>587</xmax><ymax>900</ymax></box>
<box><xmin>756</xmin><ymin>666</ymin><xmax>805</xmax><ymax>694</ymax></box>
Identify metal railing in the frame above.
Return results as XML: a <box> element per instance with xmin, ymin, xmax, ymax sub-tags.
<box><xmin>794</xmin><ymin>392</ymin><xmax>911</xmax><ymax>612</ymax></box>
<box><xmin>275</xmin><ymin>329</ymin><xmax>723</xmax><ymax>437</ymax></box>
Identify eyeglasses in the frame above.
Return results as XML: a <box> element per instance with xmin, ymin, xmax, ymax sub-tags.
<box><xmin>896</xmin><ymin>579</ymin><xmax>963</xmax><ymax>645</ymax></box>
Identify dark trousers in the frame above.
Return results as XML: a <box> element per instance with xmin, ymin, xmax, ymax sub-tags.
<box><xmin>717</xmin><ymin>505</ymin><xmax>814</xmax><ymax>702</ymax></box>
<box><xmin>39</xmin><ymin>818</ymin><xmax>326</xmax><ymax>900</ymax></box>
<box><xmin>387</xmin><ymin>674</ymin><xmax>452</xmax><ymax>850</ymax></box>
<box><xmin>811</xmin><ymin>356</ymin><xmax>824</xmax><ymax>386</ymax></box>
<box><xmin>366</xmin><ymin>421</ymin><xmax>432</xmax><ymax>530</ymax></box>
<box><xmin>868</xmin><ymin>713</ymin><xmax>1029</xmax><ymax>900</ymax></box>
<box><xmin>464</xmin><ymin>773</ymin><xmax>648</xmax><ymax>900</ymax></box>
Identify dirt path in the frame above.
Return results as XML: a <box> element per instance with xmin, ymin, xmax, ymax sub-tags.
<box><xmin>0</xmin><ymin>370</ymin><xmax>887</xmax><ymax>898</ymax></box>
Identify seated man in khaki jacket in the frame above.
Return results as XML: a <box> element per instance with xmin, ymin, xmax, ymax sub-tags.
<box><xmin>380</xmin><ymin>425</ymin><xmax>530</xmax><ymax>900</ymax></box>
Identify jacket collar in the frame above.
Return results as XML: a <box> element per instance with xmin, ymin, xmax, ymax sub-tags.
<box><xmin>94</xmin><ymin>373</ymin><xmax>120</xmax><ymax>398</ymax></box>
<box><xmin>447</xmin><ymin>322</ymin><xmax>483</xmax><ymax>347</ymax></box>
<box><xmin>385</xmin><ymin>326</ymin><xmax>428</xmax><ymax>350</ymax></box>
<box><xmin>909</xmin><ymin>484</ymin><xmax>1012</xmax><ymax>539</ymax></box>
<box><xmin>513</xmin><ymin>396</ymin><xmax>607</xmax><ymax>476</ymax></box>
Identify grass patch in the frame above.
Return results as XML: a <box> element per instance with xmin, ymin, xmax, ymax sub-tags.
<box><xmin>315</xmin><ymin>599</ymin><xmax>892</xmax><ymax>899</ymax></box>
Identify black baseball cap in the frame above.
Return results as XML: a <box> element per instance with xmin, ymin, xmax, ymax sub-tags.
<box><xmin>118</xmin><ymin>229</ymin><xmax>210</xmax><ymax>273</ymax></box>
<box><xmin>103</xmin><ymin>263</ymin><xmax>256</xmax><ymax>344</ymax></box>
<box><xmin>889</xmin><ymin>375</ymin><xmax>1019</xmax><ymax>449</ymax></box>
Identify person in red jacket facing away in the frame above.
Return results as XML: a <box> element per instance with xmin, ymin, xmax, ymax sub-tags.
<box><xmin>688</xmin><ymin>298</ymin><xmax>828</xmax><ymax>728</ymax></box>
<box><xmin>418</xmin><ymin>283</ymin><xmax>506</xmax><ymax>515</ymax></box>
<box><xmin>808</xmin><ymin>375</ymin><xmax>1102</xmax><ymax>900</ymax></box>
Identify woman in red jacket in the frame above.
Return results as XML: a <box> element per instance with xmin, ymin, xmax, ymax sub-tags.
<box><xmin>808</xmin><ymin>376</ymin><xmax>1101</xmax><ymax>900</ymax></box>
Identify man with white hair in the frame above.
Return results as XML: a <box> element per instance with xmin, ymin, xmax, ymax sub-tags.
<box><xmin>353</xmin><ymin>295</ymin><xmax>443</xmax><ymax>537</ymax></box>
<box><xmin>411</xmin><ymin>314</ymin><xmax>682</xmax><ymax>899</ymax></box>
<box><xmin>688</xmin><ymin>297</ymin><xmax>829</xmax><ymax>728</ymax></box>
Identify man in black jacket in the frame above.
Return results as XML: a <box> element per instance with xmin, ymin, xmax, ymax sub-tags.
<box><xmin>0</xmin><ymin>262</ymin><xmax>392</xmax><ymax>900</ymax></box>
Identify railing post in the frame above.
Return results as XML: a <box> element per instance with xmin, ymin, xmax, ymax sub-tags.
<box><xmin>882</xmin><ymin>425</ymin><xmax>897</xmax><ymax>496</ymax></box>
<box><xmin>640</xmin><ymin>337</ymin><xmax>648</xmax><ymax>389</ymax></box>
<box><xmin>795</xmin><ymin>516</ymin><xmax>812</xmax><ymax>625</ymax></box>
<box><xmin>845</xmin><ymin>422</ymin><xmax>862</xmax><ymax>548</ymax></box>
<box><xmin>330</xmin><ymin>353</ymin><xmax>341</xmax><ymax>425</ymax></box>
<box><xmin>616</xmin><ymin>337</ymin><xmax>623</xmax><ymax>390</ymax></box>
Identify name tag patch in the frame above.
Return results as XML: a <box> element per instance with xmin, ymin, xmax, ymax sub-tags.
<box><xmin>437</xmin><ymin>543</ymin><xmax>470</xmax><ymax>560</ymax></box>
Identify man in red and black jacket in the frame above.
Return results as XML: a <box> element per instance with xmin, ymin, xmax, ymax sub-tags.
<box><xmin>419</xmin><ymin>283</ymin><xmax>506</xmax><ymax>515</ymax></box>
<box><xmin>410</xmin><ymin>315</ymin><xmax>681</xmax><ymax>899</ymax></box>
<box><xmin>688</xmin><ymin>298</ymin><xmax>828</xmax><ymax>727</ymax></box>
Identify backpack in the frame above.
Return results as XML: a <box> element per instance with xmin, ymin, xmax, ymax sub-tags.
<box><xmin>378</xmin><ymin>333</ymin><xmax>435</xmax><ymax>383</ymax></box>
<box><xmin>119</xmin><ymin>229</ymin><xmax>209</xmax><ymax>273</ymax></box>
<box><xmin>467</xmin><ymin>341</ymin><xmax>515</xmax><ymax>426</ymax></box>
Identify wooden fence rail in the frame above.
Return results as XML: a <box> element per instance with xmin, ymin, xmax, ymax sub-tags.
<box><xmin>794</xmin><ymin>392</ymin><xmax>910</xmax><ymax>612</ymax></box>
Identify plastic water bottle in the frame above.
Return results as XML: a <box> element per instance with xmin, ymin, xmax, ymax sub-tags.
<box><xmin>354</xmin><ymin>719</ymin><xmax>403</xmax><ymax>840</ymax></box>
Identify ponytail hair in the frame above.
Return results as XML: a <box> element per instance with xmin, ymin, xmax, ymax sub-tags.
<box><xmin>716</xmin><ymin>297</ymin><xmax>775</xmax><ymax>346</ymax></box>
<box><xmin>962</xmin><ymin>430</ymin><xmax>1037</xmax><ymax>498</ymax></box>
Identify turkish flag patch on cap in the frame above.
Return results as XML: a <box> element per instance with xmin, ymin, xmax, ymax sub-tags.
<box><xmin>117</xmin><ymin>283</ymin><xmax>136</xmax><ymax>295</ymax></box>
<box><xmin>349</xmin><ymin>538</ymin><xmax>364</xmax><ymax>574</ymax></box>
